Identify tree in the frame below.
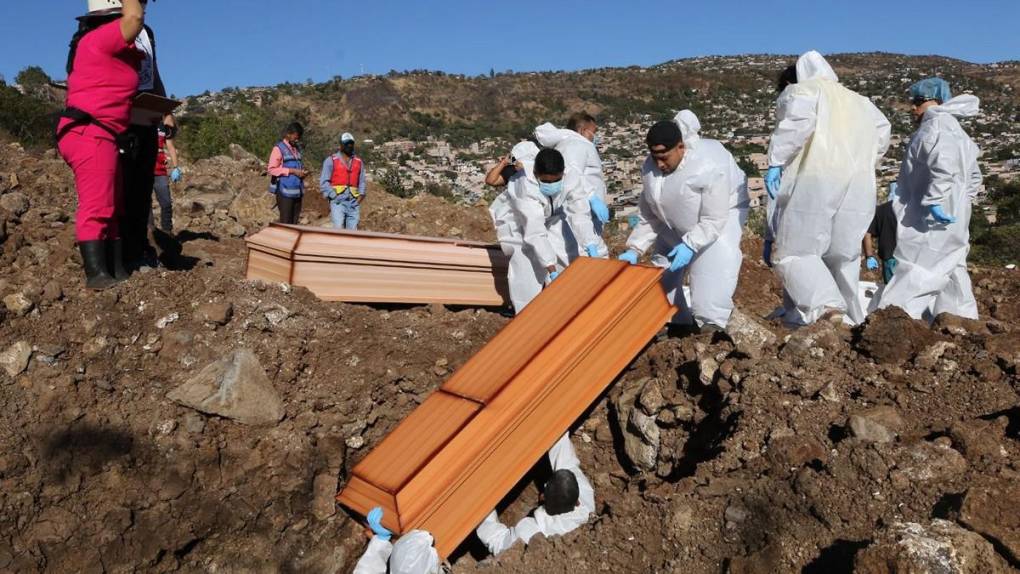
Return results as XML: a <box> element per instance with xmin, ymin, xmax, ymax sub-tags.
<box><xmin>377</xmin><ymin>168</ymin><xmax>412</xmax><ymax>198</ymax></box>
<box><xmin>15</xmin><ymin>66</ymin><xmax>50</xmax><ymax>90</ymax></box>
<box><xmin>736</xmin><ymin>155</ymin><xmax>760</xmax><ymax>178</ymax></box>
<box><xmin>0</xmin><ymin>83</ymin><xmax>57</xmax><ymax>148</ymax></box>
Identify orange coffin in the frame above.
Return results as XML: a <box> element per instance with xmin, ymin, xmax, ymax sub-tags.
<box><xmin>245</xmin><ymin>224</ymin><xmax>510</xmax><ymax>306</ymax></box>
<box><xmin>336</xmin><ymin>258</ymin><xmax>675</xmax><ymax>557</ymax></box>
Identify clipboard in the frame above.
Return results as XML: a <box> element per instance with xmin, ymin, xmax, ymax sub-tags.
<box><xmin>131</xmin><ymin>93</ymin><xmax>182</xmax><ymax>126</ymax></box>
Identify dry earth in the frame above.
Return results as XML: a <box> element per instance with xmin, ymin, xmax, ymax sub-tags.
<box><xmin>0</xmin><ymin>141</ymin><xmax>1018</xmax><ymax>573</ymax></box>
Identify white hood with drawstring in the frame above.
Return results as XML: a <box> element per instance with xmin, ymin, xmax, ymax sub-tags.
<box><xmin>534</xmin><ymin>123</ymin><xmax>607</xmax><ymax>203</ymax></box>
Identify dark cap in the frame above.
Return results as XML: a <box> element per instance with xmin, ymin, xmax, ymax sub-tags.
<box><xmin>646</xmin><ymin>120</ymin><xmax>682</xmax><ymax>149</ymax></box>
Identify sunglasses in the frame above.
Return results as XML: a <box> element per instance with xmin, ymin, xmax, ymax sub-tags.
<box><xmin>911</xmin><ymin>97</ymin><xmax>935</xmax><ymax>107</ymax></box>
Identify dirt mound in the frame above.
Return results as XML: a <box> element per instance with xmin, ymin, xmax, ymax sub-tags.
<box><xmin>1</xmin><ymin>143</ymin><xmax>1018</xmax><ymax>573</ymax></box>
<box><xmin>857</xmin><ymin>306</ymin><xmax>945</xmax><ymax>364</ymax></box>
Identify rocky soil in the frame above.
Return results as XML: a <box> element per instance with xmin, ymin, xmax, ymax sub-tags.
<box><xmin>0</xmin><ymin>140</ymin><xmax>1018</xmax><ymax>573</ymax></box>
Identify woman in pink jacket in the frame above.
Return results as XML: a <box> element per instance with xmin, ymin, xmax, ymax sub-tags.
<box><xmin>56</xmin><ymin>0</ymin><xmax>147</xmax><ymax>289</ymax></box>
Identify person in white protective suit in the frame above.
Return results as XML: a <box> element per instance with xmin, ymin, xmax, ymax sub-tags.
<box><xmin>475</xmin><ymin>433</ymin><xmax>596</xmax><ymax>556</ymax></box>
<box><xmin>618</xmin><ymin>110</ymin><xmax>750</xmax><ymax>330</ymax></box>
<box><xmin>765</xmin><ymin>50</ymin><xmax>892</xmax><ymax>326</ymax></box>
<box><xmin>353</xmin><ymin>508</ymin><xmax>441</xmax><ymax>574</ymax></box>
<box><xmin>875</xmin><ymin>78</ymin><xmax>983</xmax><ymax>320</ymax></box>
<box><xmin>508</xmin><ymin>147</ymin><xmax>608</xmax><ymax>296</ymax></box>
<box><xmin>488</xmin><ymin>142</ymin><xmax>545</xmax><ymax>313</ymax></box>
<box><xmin>534</xmin><ymin>112</ymin><xmax>611</xmax><ymax>232</ymax></box>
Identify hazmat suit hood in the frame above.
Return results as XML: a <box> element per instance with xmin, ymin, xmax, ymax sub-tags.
<box><xmin>512</xmin><ymin>141</ymin><xmax>541</xmax><ymax>183</ymax></box>
<box><xmin>929</xmin><ymin>94</ymin><xmax>980</xmax><ymax>120</ymax></box>
<box><xmin>674</xmin><ymin>109</ymin><xmax>702</xmax><ymax>146</ymax></box>
<box><xmin>389</xmin><ymin>530</ymin><xmax>440</xmax><ymax>574</ymax></box>
<box><xmin>534</xmin><ymin>122</ymin><xmax>590</xmax><ymax>149</ymax></box>
<box><xmin>795</xmin><ymin>50</ymin><xmax>838</xmax><ymax>83</ymax></box>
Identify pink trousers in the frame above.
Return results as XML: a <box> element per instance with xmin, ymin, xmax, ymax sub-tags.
<box><xmin>58</xmin><ymin>124</ymin><xmax>124</xmax><ymax>241</ymax></box>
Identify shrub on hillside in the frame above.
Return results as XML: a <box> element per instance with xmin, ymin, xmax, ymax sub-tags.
<box><xmin>970</xmin><ymin>179</ymin><xmax>1020</xmax><ymax>266</ymax></box>
<box><xmin>0</xmin><ymin>81</ymin><xmax>57</xmax><ymax>149</ymax></box>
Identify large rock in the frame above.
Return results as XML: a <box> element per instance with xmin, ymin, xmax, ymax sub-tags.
<box><xmin>725</xmin><ymin>309</ymin><xmax>776</xmax><ymax>359</ymax></box>
<box><xmin>3</xmin><ymin>293</ymin><xmax>33</xmax><ymax>317</ymax></box>
<box><xmin>848</xmin><ymin>406</ymin><xmax>905</xmax><ymax>444</ymax></box>
<box><xmin>228</xmin><ymin>143</ymin><xmax>264</xmax><ymax>168</ymax></box>
<box><xmin>312</xmin><ymin>473</ymin><xmax>338</xmax><ymax>521</ymax></box>
<box><xmin>613</xmin><ymin>381</ymin><xmax>660</xmax><ymax>471</ymax></box>
<box><xmin>228</xmin><ymin>191</ymin><xmax>277</xmax><ymax>229</ymax></box>
<box><xmin>854</xmin><ymin>520</ymin><xmax>1012</xmax><ymax>573</ymax></box>
<box><xmin>890</xmin><ymin>441</ymin><xmax>967</xmax><ymax>484</ymax></box>
<box><xmin>167</xmin><ymin>349</ymin><xmax>284</xmax><ymax>425</ymax></box>
<box><xmin>194</xmin><ymin>301</ymin><xmax>234</xmax><ymax>326</ymax></box>
<box><xmin>184</xmin><ymin>193</ymin><xmax>234</xmax><ymax>215</ymax></box>
<box><xmin>0</xmin><ymin>191</ymin><xmax>29</xmax><ymax>216</ymax></box>
<box><xmin>961</xmin><ymin>482</ymin><xmax>1020</xmax><ymax>563</ymax></box>
<box><xmin>0</xmin><ymin>341</ymin><xmax>32</xmax><ymax>377</ymax></box>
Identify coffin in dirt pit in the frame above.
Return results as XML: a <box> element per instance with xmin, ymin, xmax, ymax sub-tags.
<box><xmin>336</xmin><ymin>258</ymin><xmax>676</xmax><ymax>558</ymax></box>
<box><xmin>244</xmin><ymin>224</ymin><xmax>510</xmax><ymax>306</ymax></box>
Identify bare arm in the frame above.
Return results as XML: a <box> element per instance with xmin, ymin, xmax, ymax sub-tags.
<box><xmin>165</xmin><ymin>138</ymin><xmax>179</xmax><ymax>169</ymax></box>
<box><xmin>162</xmin><ymin>115</ymin><xmax>179</xmax><ymax>168</ymax></box>
<box><xmin>485</xmin><ymin>157</ymin><xmax>511</xmax><ymax>187</ymax></box>
<box><xmin>863</xmin><ymin>234</ymin><xmax>875</xmax><ymax>259</ymax></box>
<box><xmin>120</xmin><ymin>0</ymin><xmax>145</xmax><ymax>43</ymax></box>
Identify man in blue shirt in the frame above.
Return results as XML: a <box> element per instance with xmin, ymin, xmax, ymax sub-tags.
<box><xmin>320</xmin><ymin>132</ymin><xmax>367</xmax><ymax>230</ymax></box>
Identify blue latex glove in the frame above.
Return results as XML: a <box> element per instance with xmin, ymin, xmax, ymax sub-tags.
<box><xmin>170</xmin><ymin>167</ymin><xmax>182</xmax><ymax>183</ymax></box>
<box><xmin>866</xmin><ymin>256</ymin><xmax>880</xmax><ymax>270</ymax></box>
<box><xmin>618</xmin><ymin>250</ymin><xmax>639</xmax><ymax>265</ymax></box>
<box><xmin>367</xmin><ymin>507</ymin><xmax>392</xmax><ymax>541</ymax></box>
<box><xmin>763</xmin><ymin>240</ymin><xmax>773</xmax><ymax>268</ymax></box>
<box><xmin>765</xmin><ymin>166</ymin><xmax>782</xmax><ymax>200</ymax></box>
<box><xmin>585</xmin><ymin>243</ymin><xmax>601</xmax><ymax>257</ymax></box>
<box><xmin>588</xmin><ymin>196</ymin><xmax>610</xmax><ymax>224</ymax></box>
<box><xmin>547</xmin><ymin>270</ymin><xmax>560</xmax><ymax>282</ymax></box>
<box><xmin>884</xmin><ymin>258</ymin><xmax>898</xmax><ymax>282</ymax></box>
<box><xmin>667</xmin><ymin>243</ymin><xmax>695</xmax><ymax>272</ymax></box>
<box><xmin>888</xmin><ymin>182</ymin><xmax>898</xmax><ymax>201</ymax></box>
<box><xmin>930</xmin><ymin>204</ymin><xmax>957</xmax><ymax>224</ymax></box>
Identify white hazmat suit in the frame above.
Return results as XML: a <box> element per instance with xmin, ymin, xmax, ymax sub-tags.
<box><xmin>507</xmin><ymin>153</ymin><xmax>608</xmax><ymax>299</ymax></box>
<box><xmin>768</xmin><ymin>51</ymin><xmax>891</xmax><ymax>326</ymax></box>
<box><xmin>475</xmin><ymin>433</ymin><xmax>595</xmax><ymax>556</ymax></box>
<box><xmin>489</xmin><ymin>142</ymin><xmax>545</xmax><ymax>313</ymax></box>
<box><xmin>353</xmin><ymin>530</ymin><xmax>440</xmax><ymax>574</ymax></box>
<box><xmin>876</xmin><ymin>95</ymin><xmax>982</xmax><ymax>320</ymax></box>
<box><xmin>626</xmin><ymin>110</ymin><xmax>750</xmax><ymax>328</ymax></box>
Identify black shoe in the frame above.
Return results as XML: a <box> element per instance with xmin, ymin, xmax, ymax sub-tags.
<box><xmin>79</xmin><ymin>241</ymin><xmax>119</xmax><ymax>291</ymax></box>
<box><xmin>106</xmin><ymin>239</ymin><xmax>130</xmax><ymax>280</ymax></box>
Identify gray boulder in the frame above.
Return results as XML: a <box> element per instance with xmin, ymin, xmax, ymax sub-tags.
<box><xmin>168</xmin><ymin>349</ymin><xmax>284</xmax><ymax>425</ymax></box>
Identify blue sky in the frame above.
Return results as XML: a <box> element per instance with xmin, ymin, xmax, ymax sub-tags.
<box><xmin>2</xmin><ymin>0</ymin><xmax>1017</xmax><ymax>97</ymax></box>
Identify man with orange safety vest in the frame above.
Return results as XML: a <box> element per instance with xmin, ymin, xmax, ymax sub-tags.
<box><xmin>320</xmin><ymin>132</ymin><xmax>367</xmax><ymax>230</ymax></box>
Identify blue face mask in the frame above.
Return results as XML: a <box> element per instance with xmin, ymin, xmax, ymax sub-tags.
<box><xmin>539</xmin><ymin>180</ymin><xmax>564</xmax><ymax>197</ymax></box>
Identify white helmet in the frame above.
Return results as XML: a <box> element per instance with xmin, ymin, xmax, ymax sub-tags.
<box><xmin>86</xmin><ymin>0</ymin><xmax>148</xmax><ymax>16</ymax></box>
<box><xmin>87</xmin><ymin>0</ymin><xmax>123</xmax><ymax>14</ymax></box>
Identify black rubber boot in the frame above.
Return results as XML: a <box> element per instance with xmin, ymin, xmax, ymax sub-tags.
<box><xmin>106</xmin><ymin>239</ymin><xmax>130</xmax><ymax>281</ymax></box>
<box><xmin>78</xmin><ymin>241</ymin><xmax>119</xmax><ymax>291</ymax></box>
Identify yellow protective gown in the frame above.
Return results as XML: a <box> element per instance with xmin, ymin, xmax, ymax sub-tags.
<box><xmin>768</xmin><ymin>51</ymin><xmax>892</xmax><ymax>326</ymax></box>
